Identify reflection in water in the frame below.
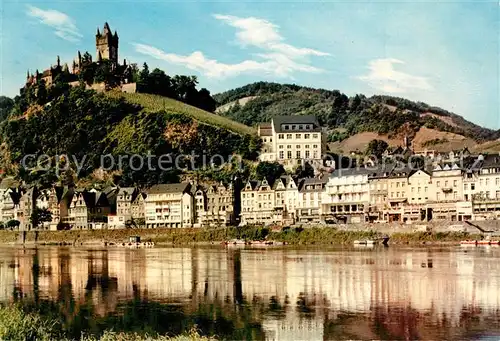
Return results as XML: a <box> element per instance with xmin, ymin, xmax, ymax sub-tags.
<box><xmin>1</xmin><ymin>246</ymin><xmax>500</xmax><ymax>340</ymax></box>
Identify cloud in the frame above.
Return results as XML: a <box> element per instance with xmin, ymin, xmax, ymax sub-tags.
<box><xmin>26</xmin><ymin>5</ymin><xmax>82</xmax><ymax>42</ymax></box>
<box><xmin>134</xmin><ymin>14</ymin><xmax>328</xmax><ymax>79</ymax></box>
<box><xmin>213</xmin><ymin>14</ymin><xmax>329</xmax><ymax>58</ymax></box>
<box><xmin>134</xmin><ymin>43</ymin><xmax>323</xmax><ymax>78</ymax></box>
<box><xmin>358</xmin><ymin>58</ymin><xmax>432</xmax><ymax>94</ymax></box>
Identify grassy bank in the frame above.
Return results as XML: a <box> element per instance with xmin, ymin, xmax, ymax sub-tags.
<box><xmin>0</xmin><ymin>304</ymin><xmax>214</xmax><ymax>341</ymax></box>
<box><xmin>0</xmin><ymin>227</ymin><xmax>482</xmax><ymax>246</ymax></box>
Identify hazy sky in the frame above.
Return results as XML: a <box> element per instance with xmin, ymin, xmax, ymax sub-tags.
<box><xmin>1</xmin><ymin>0</ymin><xmax>499</xmax><ymax>128</ymax></box>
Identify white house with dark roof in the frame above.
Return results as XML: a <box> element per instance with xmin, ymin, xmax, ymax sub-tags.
<box><xmin>145</xmin><ymin>183</ymin><xmax>194</xmax><ymax>228</ymax></box>
<box><xmin>258</xmin><ymin>115</ymin><xmax>324</xmax><ymax>168</ymax></box>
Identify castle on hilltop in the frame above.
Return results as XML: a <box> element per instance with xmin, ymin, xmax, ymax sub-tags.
<box><xmin>25</xmin><ymin>22</ymin><xmax>133</xmax><ymax>89</ymax></box>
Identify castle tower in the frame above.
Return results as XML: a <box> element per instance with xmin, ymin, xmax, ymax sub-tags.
<box><xmin>95</xmin><ymin>22</ymin><xmax>119</xmax><ymax>66</ymax></box>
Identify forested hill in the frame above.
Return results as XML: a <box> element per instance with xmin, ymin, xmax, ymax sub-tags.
<box><xmin>214</xmin><ymin>82</ymin><xmax>500</xmax><ymax>143</ymax></box>
<box><xmin>0</xmin><ymin>77</ymin><xmax>260</xmax><ymax>189</ymax></box>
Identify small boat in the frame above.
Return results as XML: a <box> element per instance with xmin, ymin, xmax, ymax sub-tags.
<box><xmin>460</xmin><ymin>240</ymin><xmax>478</xmax><ymax>246</ymax></box>
<box><xmin>354</xmin><ymin>236</ymin><xmax>389</xmax><ymax>246</ymax></box>
<box><xmin>354</xmin><ymin>240</ymin><xmax>376</xmax><ymax>246</ymax></box>
<box><xmin>223</xmin><ymin>239</ymin><xmax>247</xmax><ymax>246</ymax></box>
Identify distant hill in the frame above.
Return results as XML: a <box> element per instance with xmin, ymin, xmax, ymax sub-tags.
<box><xmin>214</xmin><ymin>82</ymin><xmax>500</xmax><ymax>151</ymax></box>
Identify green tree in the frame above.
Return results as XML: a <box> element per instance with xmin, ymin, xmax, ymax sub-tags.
<box><xmin>255</xmin><ymin>162</ymin><xmax>285</xmax><ymax>183</ymax></box>
<box><xmin>30</xmin><ymin>208</ymin><xmax>52</xmax><ymax>229</ymax></box>
<box><xmin>6</xmin><ymin>220</ymin><xmax>20</xmax><ymax>229</ymax></box>
<box><xmin>295</xmin><ymin>162</ymin><xmax>315</xmax><ymax>178</ymax></box>
<box><xmin>365</xmin><ymin>139</ymin><xmax>389</xmax><ymax>159</ymax></box>
<box><xmin>0</xmin><ymin>96</ymin><xmax>14</xmax><ymax>121</ymax></box>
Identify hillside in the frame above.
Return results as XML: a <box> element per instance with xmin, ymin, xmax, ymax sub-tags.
<box><xmin>0</xmin><ymin>85</ymin><xmax>260</xmax><ymax>188</ymax></box>
<box><xmin>106</xmin><ymin>92</ymin><xmax>256</xmax><ymax>136</ymax></box>
<box><xmin>214</xmin><ymin>82</ymin><xmax>500</xmax><ymax>151</ymax></box>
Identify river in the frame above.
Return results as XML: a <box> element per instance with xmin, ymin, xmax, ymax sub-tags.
<box><xmin>0</xmin><ymin>245</ymin><xmax>500</xmax><ymax>340</ymax></box>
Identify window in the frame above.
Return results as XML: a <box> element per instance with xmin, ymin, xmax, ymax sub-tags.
<box><xmin>291</xmin><ymin>125</ymin><xmax>296</xmax><ymax>130</ymax></box>
<box><xmin>437</xmin><ymin>192</ymin><xmax>440</xmax><ymax>201</ymax></box>
<box><xmin>305</xmin><ymin>125</ymin><xmax>311</xmax><ymax>129</ymax></box>
<box><xmin>396</xmin><ymin>182</ymin><xmax>400</xmax><ymax>188</ymax></box>
<box><xmin>496</xmin><ymin>178</ymin><xmax>500</xmax><ymax>186</ymax></box>
<box><xmin>279</xmin><ymin>151</ymin><xmax>284</xmax><ymax>159</ymax></box>
<box><xmin>486</xmin><ymin>191</ymin><xmax>490</xmax><ymax>198</ymax></box>
<box><xmin>424</xmin><ymin>187</ymin><xmax>428</xmax><ymax>193</ymax></box>
<box><xmin>287</xmin><ymin>145</ymin><xmax>292</xmax><ymax>149</ymax></box>
<box><xmin>305</xmin><ymin>145</ymin><xmax>310</xmax><ymax>149</ymax></box>
<box><xmin>313</xmin><ymin>144</ymin><xmax>318</xmax><ymax>149</ymax></box>
<box><xmin>471</xmin><ymin>183</ymin><xmax>475</xmax><ymax>190</ymax></box>
<box><xmin>418</xmin><ymin>187</ymin><xmax>421</xmax><ymax>193</ymax></box>
<box><xmin>286</xmin><ymin>134</ymin><xmax>292</xmax><ymax>139</ymax></box>
<box><xmin>279</xmin><ymin>145</ymin><xmax>284</xmax><ymax>149</ymax></box>
<box><xmin>299</xmin><ymin>125</ymin><xmax>303</xmax><ymax>130</ymax></box>
<box><xmin>305</xmin><ymin>150</ymin><xmax>310</xmax><ymax>159</ymax></box>
<box><xmin>445</xmin><ymin>180</ymin><xmax>448</xmax><ymax>187</ymax></box>
<box><xmin>296</xmin><ymin>145</ymin><xmax>301</xmax><ymax>149</ymax></box>
<box><xmin>284</xmin><ymin>125</ymin><xmax>289</xmax><ymax>130</ymax></box>
<box><xmin>454</xmin><ymin>180</ymin><xmax>458</xmax><ymax>187</ymax></box>
<box><xmin>313</xmin><ymin>134</ymin><xmax>318</xmax><ymax>139</ymax></box>
<box><xmin>278</xmin><ymin>134</ymin><xmax>284</xmax><ymax>139</ymax></box>
<box><xmin>304</xmin><ymin>134</ymin><xmax>310</xmax><ymax>139</ymax></box>
<box><xmin>287</xmin><ymin>151</ymin><xmax>292</xmax><ymax>159</ymax></box>
<box><xmin>296</xmin><ymin>151</ymin><xmax>301</xmax><ymax>159</ymax></box>
<box><xmin>486</xmin><ymin>179</ymin><xmax>490</xmax><ymax>186</ymax></box>
<box><xmin>480</xmin><ymin>179</ymin><xmax>483</xmax><ymax>186</ymax></box>
<box><xmin>454</xmin><ymin>191</ymin><xmax>457</xmax><ymax>199</ymax></box>
<box><xmin>464</xmin><ymin>184</ymin><xmax>468</xmax><ymax>191</ymax></box>
<box><xmin>313</xmin><ymin>151</ymin><xmax>318</xmax><ymax>159</ymax></box>
<box><xmin>411</xmin><ymin>187</ymin><xmax>414</xmax><ymax>193</ymax></box>
<box><xmin>296</xmin><ymin>134</ymin><xmax>301</xmax><ymax>139</ymax></box>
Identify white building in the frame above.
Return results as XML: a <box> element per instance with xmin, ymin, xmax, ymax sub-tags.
<box><xmin>321</xmin><ymin>168</ymin><xmax>371</xmax><ymax>223</ymax></box>
<box><xmin>297</xmin><ymin>177</ymin><xmax>326</xmax><ymax>223</ymax></box>
<box><xmin>258</xmin><ymin>116</ymin><xmax>324</xmax><ymax>168</ymax></box>
<box><xmin>108</xmin><ymin>187</ymin><xmax>139</xmax><ymax>229</ymax></box>
<box><xmin>145</xmin><ymin>183</ymin><xmax>194</xmax><ymax>228</ymax></box>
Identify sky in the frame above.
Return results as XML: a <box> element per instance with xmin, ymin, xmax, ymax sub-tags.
<box><xmin>1</xmin><ymin>0</ymin><xmax>499</xmax><ymax>129</ymax></box>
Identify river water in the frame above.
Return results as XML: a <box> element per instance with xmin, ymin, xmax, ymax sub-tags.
<box><xmin>0</xmin><ymin>245</ymin><xmax>500</xmax><ymax>340</ymax></box>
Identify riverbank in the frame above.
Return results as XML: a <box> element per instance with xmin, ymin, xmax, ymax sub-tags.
<box><xmin>0</xmin><ymin>304</ymin><xmax>215</xmax><ymax>341</ymax></box>
<box><xmin>0</xmin><ymin>226</ymin><xmax>486</xmax><ymax>246</ymax></box>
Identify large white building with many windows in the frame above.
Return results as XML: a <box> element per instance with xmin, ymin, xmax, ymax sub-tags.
<box><xmin>258</xmin><ymin>116</ymin><xmax>324</xmax><ymax>168</ymax></box>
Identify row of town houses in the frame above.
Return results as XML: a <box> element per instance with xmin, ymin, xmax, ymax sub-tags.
<box><xmin>1</xmin><ymin>154</ymin><xmax>500</xmax><ymax>229</ymax></box>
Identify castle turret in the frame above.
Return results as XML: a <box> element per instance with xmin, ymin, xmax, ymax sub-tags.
<box><xmin>57</xmin><ymin>55</ymin><xmax>60</xmax><ymax>67</ymax></box>
<box><xmin>95</xmin><ymin>22</ymin><xmax>119</xmax><ymax>66</ymax></box>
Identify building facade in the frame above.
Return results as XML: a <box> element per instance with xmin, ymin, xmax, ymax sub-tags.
<box><xmin>145</xmin><ymin>183</ymin><xmax>194</xmax><ymax>228</ymax></box>
<box><xmin>258</xmin><ymin>116</ymin><xmax>324</xmax><ymax>169</ymax></box>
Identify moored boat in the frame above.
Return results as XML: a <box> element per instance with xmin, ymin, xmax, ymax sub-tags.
<box><xmin>460</xmin><ymin>240</ymin><xmax>478</xmax><ymax>246</ymax></box>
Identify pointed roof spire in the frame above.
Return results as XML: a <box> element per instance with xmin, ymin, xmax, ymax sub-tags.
<box><xmin>57</xmin><ymin>55</ymin><xmax>61</xmax><ymax>67</ymax></box>
<box><xmin>123</xmin><ymin>58</ymin><xmax>127</xmax><ymax>66</ymax></box>
<box><xmin>103</xmin><ymin>22</ymin><xmax>110</xmax><ymax>33</ymax></box>
<box><xmin>27</xmin><ymin>69</ymin><xmax>30</xmax><ymax>79</ymax></box>
<box><xmin>97</xmin><ymin>27</ymin><xmax>100</xmax><ymax>35</ymax></box>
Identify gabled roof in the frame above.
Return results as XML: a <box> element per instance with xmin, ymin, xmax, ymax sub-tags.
<box><xmin>299</xmin><ymin>177</ymin><xmax>327</xmax><ymax>192</ymax></box>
